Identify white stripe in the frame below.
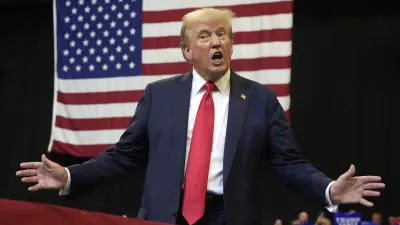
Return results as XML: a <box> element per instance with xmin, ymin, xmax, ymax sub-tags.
<box><xmin>56</xmin><ymin>102</ymin><xmax>138</xmax><ymax>119</ymax></box>
<box><xmin>143</xmin><ymin>41</ymin><xmax>291</xmax><ymax>64</ymax></box>
<box><xmin>277</xmin><ymin>95</ymin><xmax>290</xmax><ymax>111</ymax></box>
<box><xmin>53</xmin><ymin>127</ymin><xmax>124</xmax><ymax>145</ymax></box>
<box><xmin>143</xmin><ymin>0</ymin><xmax>290</xmax><ymax>11</ymax></box>
<box><xmin>143</xmin><ymin>14</ymin><xmax>292</xmax><ymax>38</ymax></box>
<box><xmin>58</xmin><ymin>69</ymin><xmax>290</xmax><ymax>93</ymax></box>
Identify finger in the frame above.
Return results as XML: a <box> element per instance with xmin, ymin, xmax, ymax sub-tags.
<box><xmin>341</xmin><ymin>164</ymin><xmax>355</xmax><ymax>179</ymax></box>
<box><xmin>359</xmin><ymin>198</ymin><xmax>373</xmax><ymax>207</ymax></box>
<box><xmin>21</xmin><ymin>176</ymin><xmax>39</xmax><ymax>183</ymax></box>
<box><xmin>16</xmin><ymin>169</ymin><xmax>37</xmax><ymax>177</ymax></box>
<box><xmin>363</xmin><ymin>190</ymin><xmax>381</xmax><ymax>197</ymax></box>
<box><xmin>28</xmin><ymin>183</ymin><xmax>43</xmax><ymax>192</ymax></box>
<box><xmin>42</xmin><ymin>154</ymin><xmax>58</xmax><ymax>168</ymax></box>
<box><xmin>20</xmin><ymin>162</ymin><xmax>42</xmax><ymax>169</ymax></box>
<box><xmin>359</xmin><ymin>176</ymin><xmax>382</xmax><ymax>183</ymax></box>
<box><xmin>362</xmin><ymin>182</ymin><xmax>385</xmax><ymax>190</ymax></box>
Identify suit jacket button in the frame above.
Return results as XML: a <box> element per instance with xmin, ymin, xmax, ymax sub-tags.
<box><xmin>172</xmin><ymin>212</ymin><xmax>177</xmax><ymax>218</ymax></box>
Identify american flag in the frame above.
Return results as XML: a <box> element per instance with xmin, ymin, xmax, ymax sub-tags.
<box><xmin>48</xmin><ymin>0</ymin><xmax>293</xmax><ymax>157</ymax></box>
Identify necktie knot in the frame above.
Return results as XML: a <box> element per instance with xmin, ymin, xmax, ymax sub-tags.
<box><xmin>204</xmin><ymin>82</ymin><xmax>216</xmax><ymax>94</ymax></box>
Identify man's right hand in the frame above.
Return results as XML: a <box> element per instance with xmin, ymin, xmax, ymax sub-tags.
<box><xmin>16</xmin><ymin>154</ymin><xmax>68</xmax><ymax>191</ymax></box>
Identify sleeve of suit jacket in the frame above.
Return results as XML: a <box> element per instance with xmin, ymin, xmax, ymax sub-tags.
<box><xmin>66</xmin><ymin>83</ymin><xmax>152</xmax><ymax>197</ymax></box>
<box><xmin>266</xmin><ymin>90</ymin><xmax>333</xmax><ymax>207</ymax></box>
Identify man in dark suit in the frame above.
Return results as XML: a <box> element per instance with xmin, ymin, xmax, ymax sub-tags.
<box><xmin>16</xmin><ymin>8</ymin><xmax>384</xmax><ymax>225</ymax></box>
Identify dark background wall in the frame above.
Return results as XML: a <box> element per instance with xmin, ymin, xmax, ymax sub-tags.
<box><xmin>1</xmin><ymin>1</ymin><xmax>399</xmax><ymax>224</ymax></box>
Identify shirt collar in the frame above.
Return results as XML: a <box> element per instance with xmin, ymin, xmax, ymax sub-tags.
<box><xmin>191</xmin><ymin>67</ymin><xmax>231</xmax><ymax>95</ymax></box>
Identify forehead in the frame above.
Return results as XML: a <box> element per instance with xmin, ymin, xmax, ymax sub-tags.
<box><xmin>191</xmin><ymin>18</ymin><xmax>229</xmax><ymax>32</ymax></box>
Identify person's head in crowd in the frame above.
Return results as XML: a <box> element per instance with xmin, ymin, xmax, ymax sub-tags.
<box><xmin>292</xmin><ymin>219</ymin><xmax>301</xmax><ymax>225</ymax></box>
<box><xmin>298</xmin><ymin>211</ymin><xmax>309</xmax><ymax>224</ymax></box>
<box><xmin>372</xmin><ymin>212</ymin><xmax>382</xmax><ymax>225</ymax></box>
<box><xmin>275</xmin><ymin>219</ymin><xmax>283</xmax><ymax>225</ymax></box>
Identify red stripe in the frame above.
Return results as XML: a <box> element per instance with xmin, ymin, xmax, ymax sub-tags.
<box><xmin>143</xmin><ymin>56</ymin><xmax>291</xmax><ymax>75</ymax></box>
<box><xmin>143</xmin><ymin>2</ymin><xmax>293</xmax><ymax>23</ymax></box>
<box><xmin>56</xmin><ymin>116</ymin><xmax>132</xmax><ymax>130</ymax></box>
<box><xmin>143</xmin><ymin>29</ymin><xmax>292</xmax><ymax>49</ymax></box>
<box><xmin>57</xmin><ymin>83</ymin><xmax>289</xmax><ymax>105</ymax></box>
<box><xmin>51</xmin><ymin>140</ymin><xmax>112</xmax><ymax>157</ymax></box>
<box><xmin>57</xmin><ymin>90</ymin><xmax>144</xmax><ymax>104</ymax></box>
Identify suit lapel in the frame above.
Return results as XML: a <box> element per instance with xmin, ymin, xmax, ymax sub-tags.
<box><xmin>223</xmin><ymin>71</ymin><xmax>250</xmax><ymax>185</ymax></box>
<box><xmin>171</xmin><ymin>72</ymin><xmax>193</xmax><ymax>180</ymax></box>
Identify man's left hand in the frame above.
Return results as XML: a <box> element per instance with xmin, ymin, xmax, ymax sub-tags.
<box><xmin>330</xmin><ymin>164</ymin><xmax>385</xmax><ymax>207</ymax></box>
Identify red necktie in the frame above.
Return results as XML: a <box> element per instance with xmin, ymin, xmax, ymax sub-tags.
<box><xmin>182</xmin><ymin>81</ymin><xmax>216</xmax><ymax>225</ymax></box>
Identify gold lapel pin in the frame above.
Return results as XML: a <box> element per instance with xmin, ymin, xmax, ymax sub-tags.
<box><xmin>241</xmin><ymin>93</ymin><xmax>246</xmax><ymax>100</ymax></box>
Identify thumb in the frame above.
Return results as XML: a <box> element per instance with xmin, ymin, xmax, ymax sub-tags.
<box><xmin>41</xmin><ymin>154</ymin><xmax>58</xmax><ymax>168</ymax></box>
<box><xmin>341</xmin><ymin>164</ymin><xmax>355</xmax><ymax>179</ymax></box>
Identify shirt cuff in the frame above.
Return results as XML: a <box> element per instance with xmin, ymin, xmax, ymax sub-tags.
<box><xmin>325</xmin><ymin>181</ymin><xmax>339</xmax><ymax>212</ymax></box>
<box><xmin>59</xmin><ymin>168</ymin><xmax>71</xmax><ymax>196</ymax></box>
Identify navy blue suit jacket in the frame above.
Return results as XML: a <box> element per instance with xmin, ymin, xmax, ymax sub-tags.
<box><xmin>67</xmin><ymin>70</ymin><xmax>333</xmax><ymax>225</ymax></box>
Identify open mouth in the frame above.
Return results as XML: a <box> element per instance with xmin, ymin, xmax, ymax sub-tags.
<box><xmin>211</xmin><ymin>51</ymin><xmax>223</xmax><ymax>64</ymax></box>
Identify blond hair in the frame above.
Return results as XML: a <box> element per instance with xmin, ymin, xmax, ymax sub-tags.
<box><xmin>179</xmin><ymin>8</ymin><xmax>236</xmax><ymax>62</ymax></box>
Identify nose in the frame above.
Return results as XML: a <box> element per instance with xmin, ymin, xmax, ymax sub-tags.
<box><xmin>211</xmin><ymin>33</ymin><xmax>221</xmax><ymax>48</ymax></box>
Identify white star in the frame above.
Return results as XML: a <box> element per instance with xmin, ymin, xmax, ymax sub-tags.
<box><xmin>90</xmin><ymin>31</ymin><xmax>96</xmax><ymax>38</ymax></box>
<box><xmin>98</xmin><ymin>6</ymin><xmax>103</xmax><ymax>12</ymax></box>
<box><xmin>129</xmin><ymin>62</ymin><xmax>135</xmax><ymax>68</ymax></box>
<box><xmin>118</xmin><ymin>0</ymin><xmax>123</xmax><ymax>2</ymax></box>
<box><xmin>65</xmin><ymin>1</ymin><xmax>71</xmax><ymax>7</ymax></box>
<box><xmin>116</xmin><ymin>63</ymin><xmax>122</xmax><ymax>70</ymax></box>
<box><xmin>96</xmin><ymin>39</ymin><xmax>102</xmax><ymax>46</ymax></box>
<box><xmin>124</xmin><ymin>4</ymin><xmax>130</xmax><ymax>10</ymax></box>
<box><xmin>96</xmin><ymin>56</ymin><xmax>101</xmax><ymax>62</ymax></box>
<box><xmin>91</xmin><ymin>0</ymin><xmax>97</xmax><ymax>4</ymax></box>
<box><xmin>129</xmin><ymin>45</ymin><xmax>135</xmax><ymax>52</ymax></box>
<box><xmin>97</xmin><ymin>23</ymin><xmax>103</xmax><ymax>29</ymax></box>
<box><xmin>103</xmin><ymin>30</ymin><xmax>109</xmax><ymax>37</ymax></box>
<box><xmin>104</xmin><ymin>14</ymin><xmax>110</xmax><ymax>20</ymax></box>
<box><xmin>109</xmin><ymin>38</ymin><xmax>116</xmax><ymax>45</ymax></box>
<box><xmin>64</xmin><ymin>16</ymin><xmax>70</xmax><ymax>23</ymax></box>
<box><xmin>82</xmin><ymin>56</ymin><xmax>88</xmax><ymax>63</ymax></box>
<box><xmin>63</xmin><ymin>65</ymin><xmax>68</xmax><ymax>72</ymax></box>
<box><xmin>83</xmin><ymin>39</ymin><xmax>89</xmax><ymax>46</ymax></box>
<box><xmin>105</xmin><ymin>0</ymin><xmax>110</xmax><ymax>3</ymax></box>
<box><xmin>78</xmin><ymin>15</ymin><xmax>83</xmax><ymax>22</ymax></box>
<box><xmin>117</xmin><ymin>12</ymin><xmax>123</xmax><ymax>19</ymax></box>
<box><xmin>116</xmin><ymin>46</ymin><xmax>122</xmax><ymax>52</ymax></box>
<box><xmin>79</xmin><ymin>0</ymin><xmax>84</xmax><ymax>5</ymax></box>
<box><xmin>89</xmin><ymin>64</ymin><xmax>95</xmax><ymax>71</ymax></box>
<box><xmin>71</xmin><ymin>8</ymin><xmax>77</xmax><ymax>14</ymax></box>
<box><xmin>69</xmin><ymin>57</ymin><xmax>75</xmax><ymax>64</ymax></box>
<box><xmin>84</xmin><ymin>23</ymin><xmax>90</xmax><ymax>29</ymax></box>
<box><xmin>102</xmin><ymin>64</ymin><xmax>108</xmax><ymax>71</ymax></box>
<box><xmin>63</xmin><ymin>49</ymin><xmax>69</xmax><ymax>56</ymax></box>
<box><xmin>89</xmin><ymin>48</ymin><xmax>95</xmax><ymax>54</ymax></box>
<box><xmin>84</xmin><ymin>6</ymin><xmax>90</xmax><ymax>13</ymax></box>
<box><xmin>70</xmin><ymin>41</ymin><xmax>76</xmax><ymax>47</ymax></box>
<box><xmin>76</xmin><ymin>48</ymin><xmax>82</xmax><ymax>55</ymax></box>
<box><xmin>109</xmin><ymin>55</ymin><xmax>115</xmax><ymax>61</ymax></box>
<box><xmin>130</xmin><ymin>11</ymin><xmax>136</xmax><ymax>18</ymax></box>
<box><xmin>102</xmin><ymin>47</ymin><xmax>108</xmax><ymax>54</ymax></box>
<box><xmin>123</xmin><ymin>37</ymin><xmax>129</xmax><ymax>44</ymax></box>
<box><xmin>110</xmin><ymin>21</ymin><xmax>116</xmax><ymax>28</ymax></box>
<box><xmin>111</xmin><ymin>4</ymin><xmax>117</xmax><ymax>11</ymax></box>
<box><xmin>75</xmin><ymin>65</ymin><xmax>81</xmax><ymax>71</ymax></box>
<box><xmin>123</xmin><ymin>20</ymin><xmax>129</xmax><ymax>27</ymax></box>
<box><xmin>71</xmin><ymin>24</ymin><xmax>76</xmax><ymax>31</ymax></box>
<box><xmin>122</xmin><ymin>54</ymin><xmax>128</xmax><ymax>61</ymax></box>
<box><xmin>130</xmin><ymin>28</ymin><xmax>135</xmax><ymax>35</ymax></box>
<box><xmin>77</xmin><ymin>32</ymin><xmax>83</xmax><ymax>38</ymax></box>
<box><xmin>116</xmin><ymin>29</ymin><xmax>122</xmax><ymax>36</ymax></box>
<box><xmin>64</xmin><ymin>33</ymin><xmax>70</xmax><ymax>39</ymax></box>
<box><xmin>91</xmin><ymin>14</ymin><xmax>96</xmax><ymax>21</ymax></box>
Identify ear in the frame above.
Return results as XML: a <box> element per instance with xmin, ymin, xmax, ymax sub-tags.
<box><xmin>183</xmin><ymin>45</ymin><xmax>193</xmax><ymax>62</ymax></box>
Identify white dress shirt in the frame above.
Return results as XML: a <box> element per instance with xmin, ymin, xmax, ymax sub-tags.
<box><xmin>60</xmin><ymin>68</ymin><xmax>338</xmax><ymax>212</ymax></box>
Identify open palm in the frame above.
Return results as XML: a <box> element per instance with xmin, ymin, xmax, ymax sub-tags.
<box><xmin>16</xmin><ymin>154</ymin><xmax>68</xmax><ymax>191</ymax></box>
<box><xmin>330</xmin><ymin>165</ymin><xmax>385</xmax><ymax>207</ymax></box>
